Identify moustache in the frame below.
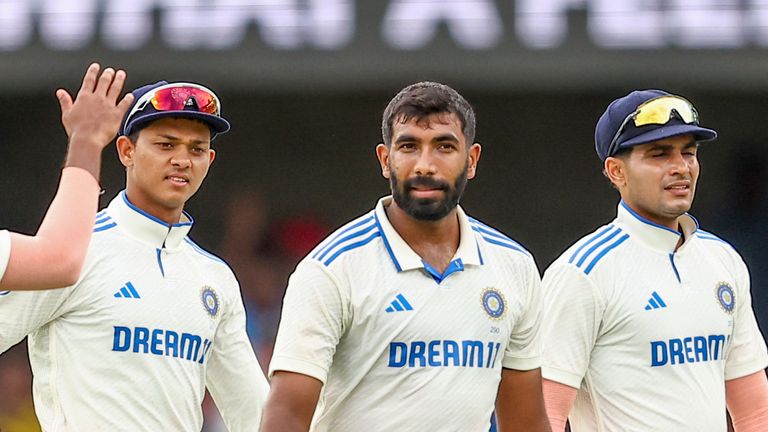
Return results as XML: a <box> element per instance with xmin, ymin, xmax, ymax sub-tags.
<box><xmin>403</xmin><ymin>177</ymin><xmax>450</xmax><ymax>191</ymax></box>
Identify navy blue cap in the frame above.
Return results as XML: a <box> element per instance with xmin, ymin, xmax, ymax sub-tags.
<box><xmin>119</xmin><ymin>81</ymin><xmax>231</xmax><ymax>139</ymax></box>
<box><xmin>595</xmin><ymin>89</ymin><xmax>717</xmax><ymax>161</ymax></box>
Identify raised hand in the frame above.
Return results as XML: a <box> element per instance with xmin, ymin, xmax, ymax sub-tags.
<box><xmin>56</xmin><ymin>62</ymin><xmax>134</xmax><ymax>149</ymax></box>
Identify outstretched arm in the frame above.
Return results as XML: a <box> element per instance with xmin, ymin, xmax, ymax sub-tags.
<box><xmin>0</xmin><ymin>63</ymin><xmax>134</xmax><ymax>290</ymax></box>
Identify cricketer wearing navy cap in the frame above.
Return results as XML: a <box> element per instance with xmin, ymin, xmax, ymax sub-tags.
<box><xmin>0</xmin><ymin>77</ymin><xmax>269</xmax><ymax>431</ymax></box>
<box><xmin>595</xmin><ymin>89</ymin><xmax>717</xmax><ymax>161</ymax></box>
<box><xmin>120</xmin><ymin>80</ymin><xmax>230</xmax><ymax>139</ymax></box>
<box><xmin>539</xmin><ymin>89</ymin><xmax>768</xmax><ymax>431</ymax></box>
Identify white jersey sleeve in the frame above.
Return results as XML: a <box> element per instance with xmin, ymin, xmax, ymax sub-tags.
<box><xmin>725</xmin><ymin>253</ymin><xmax>768</xmax><ymax>380</ymax></box>
<box><xmin>502</xmin><ymin>257</ymin><xmax>544</xmax><ymax>371</ymax></box>
<box><xmin>0</xmin><ymin>230</ymin><xmax>9</xmax><ymax>282</ymax></box>
<box><xmin>0</xmin><ymin>284</ymin><xmax>77</xmax><ymax>353</ymax></box>
<box><xmin>205</xmin><ymin>274</ymin><xmax>270</xmax><ymax>431</ymax></box>
<box><xmin>540</xmin><ymin>261</ymin><xmax>605</xmax><ymax>388</ymax></box>
<box><xmin>269</xmin><ymin>260</ymin><xmax>350</xmax><ymax>384</ymax></box>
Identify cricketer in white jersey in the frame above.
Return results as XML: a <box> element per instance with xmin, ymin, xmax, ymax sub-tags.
<box><xmin>269</xmin><ymin>195</ymin><xmax>542</xmax><ymax>431</ymax></box>
<box><xmin>0</xmin><ymin>191</ymin><xmax>268</xmax><ymax>431</ymax></box>
<box><xmin>541</xmin><ymin>201</ymin><xmax>768</xmax><ymax>431</ymax></box>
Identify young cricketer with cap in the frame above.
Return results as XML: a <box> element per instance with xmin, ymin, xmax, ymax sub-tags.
<box><xmin>540</xmin><ymin>90</ymin><xmax>768</xmax><ymax>431</ymax></box>
<box><xmin>0</xmin><ymin>80</ymin><xmax>268</xmax><ymax>430</ymax></box>
<box><xmin>0</xmin><ymin>63</ymin><xmax>133</xmax><ymax>291</ymax></box>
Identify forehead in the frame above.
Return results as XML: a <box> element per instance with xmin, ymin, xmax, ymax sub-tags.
<box><xmin>138</xmin><ymin>117</ymin><xmax>212</xmax><ymax>141</ymax></box>
<box><xmin>391</xmin><ymin>112</ymin><xmax>464</xmax><ymax>138</ymax></box>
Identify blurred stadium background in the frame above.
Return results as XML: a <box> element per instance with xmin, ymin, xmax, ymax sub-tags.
<box><xmin>1</xmin><ymin>1</ymin><xmax>767</xmax><ymax>430</ymax></box>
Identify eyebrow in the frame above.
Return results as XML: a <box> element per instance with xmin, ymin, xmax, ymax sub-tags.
<box><xmin>157</xmin><ymin>134</ymin><xmax>208</xmax><ymax>145</ymax></box>
<box><xmin>393</xmin><ymin>133</ymin><xmax>460</xmax><ymax>144</ymax></box>
<box><xmin>646</xmin><ymin>140</ymin><xmax>698</xmax><ymax>152</ymax></box>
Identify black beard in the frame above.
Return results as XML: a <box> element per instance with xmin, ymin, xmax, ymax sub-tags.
<box><xmin>390</xmin><ymin>167</ymin><xmax>468</xmax><ymax>221</ymax></box>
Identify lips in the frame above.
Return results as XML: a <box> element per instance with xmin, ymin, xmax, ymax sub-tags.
<box><xmin>166</xmin><ymin>174</ymin><xmax>190</xmax><ymax>185</ymax></box>
<box><xmin>664</xmin><ymin>180</ymin><xmax>691</xmax><ymax>195</ymax></box>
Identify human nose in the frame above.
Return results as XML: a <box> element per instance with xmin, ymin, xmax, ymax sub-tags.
<box><xmin>170</xmin><ymin>149</ymin><xmax>191</xmax><ymax>169</ymax></box>
<box><xmin>413</xmin><ymin>148</ymin><xmax>436</xmax><ymax>176</ymax></box>
<box><xmin>668</xmin><ymin>151</ymin><xmax>691</xmax><ymax>176</ymax></box>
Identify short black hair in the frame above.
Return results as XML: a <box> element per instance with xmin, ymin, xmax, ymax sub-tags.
<box><xmin>381</xmin><ymin>81</ymin><xmax>476</xmax><ymax>146</ymax></box>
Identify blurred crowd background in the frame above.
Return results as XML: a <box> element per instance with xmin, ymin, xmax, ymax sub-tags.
<box><xmin>1</xmin><ymin>1</ymin><xmax>767</xmax><ymax>430</ymax></box>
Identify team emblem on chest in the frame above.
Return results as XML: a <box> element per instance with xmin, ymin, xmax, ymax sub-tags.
<box><xmin>481</xmin><ymin>287</ymin><xmax>506</xmax><ymax>320</ymax></box>
<box><xmin>201</xmin><ymin>286</ymin><xmax>220</xmax><ymax>318</ymax></box>
<box><xmin>715</xmin><ymin>282</ymin><xmax>735</xmax><ymax>314</ymax></box>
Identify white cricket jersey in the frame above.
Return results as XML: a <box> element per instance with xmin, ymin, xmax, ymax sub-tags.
<box><xmin>541</xmin><ymin>201</ymin><xmax>768</xmax><ymax>432</ymax></box>
<box><xmin>0</xmin><ymin>191</ymin><xmax>268</xmax><ymax>431</ymax></box>
<box><xmin>270</xmin><ymin>196</ymin><xmax>542</xmax><ymax>432</ymax></box>
<box><xmin>0</xmin><ymin>229</ymin><xmax>10</xmax><ymax>283</ymax></box>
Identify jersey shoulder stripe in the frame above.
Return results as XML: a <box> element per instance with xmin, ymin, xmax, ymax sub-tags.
<box><xmin>468</xmin><ymin>217</ymin><xmax>530</xmax><ymax>257</ymax></box>
<box><xmin>315</xmin><ymin>217</ymin><xmax>378</xmax><ymax>262</ymax></box>
<box><xmin>311</xmin><ymin>212</ymin><xmax>375</xmax><ymax>260</ymax></box>
<box><xmin>93</xmin><ymin>211</ymin><xmax>117</xmax><ymax>233</ymax></box>
<box><xmin>184</xmin><ymin>237</ymin><xmax>227</xmax><ymax>265</ymax></box>
<box><xmin>696</xmin><ymin>229</ymin><xmax>733</xmax><ymax>245</ymax></box>
<box><xmin>567</xmin><ymin>224</ymin><xmax>630</xmax><ymax>274</ymax></box>
<box><xmin>322</xmin><ymin>230</ymin><xmax>382</xmax><ymax>266</ymax></box>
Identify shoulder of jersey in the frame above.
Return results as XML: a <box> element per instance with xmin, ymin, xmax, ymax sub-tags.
<box><xmin>559</xmin><ymin>223</ymin><xmax>632</xmax><ymax>276</ymax></box>
<box><xmin>467</xmin><ymin>216</ymin><xmax>533</xmax><ymax>262</ymax></box>
<box><xmin>92</xmin><ymin>209</ymin><xmax>119</xmax><ymax>235</ymax></box>
<box><xmin>182</xmin><ymin>236</ymin><xmax>231</xmax><ymax>269</ymax></box>
<box><xmin>307</xmin><ymin>210</ymin><xmax>381</xmax><ymax>268</ymax></box>
<box><xmin>694</xmin><ymin>228</ymin><xmax>739</xmax><ymax>256</ymax></box>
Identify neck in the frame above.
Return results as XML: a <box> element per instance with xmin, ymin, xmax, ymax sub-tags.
<box><xmin>385</xmin><ymin>199</ymin><xmax>460</xmax><ymax>273</ymax></box>
<box><xmin>125</xmin><ymin>189</ymin><xmax>184</xmax><ymax>226</ymax></box>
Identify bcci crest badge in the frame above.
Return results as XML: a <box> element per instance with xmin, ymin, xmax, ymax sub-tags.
<box><xmin>481</xmin><ymin>287</ymin><xmax>506</xmax><ymax>320</ymax></box>
<box><xmin>715</xmin><ymin>282</ymin><xmax>735</xmax><ymax>314</ymax></box>
<box><xmin>201</xmin><ymin>286</ymin><xmax>220</xmax><ymax>319</ymax></box>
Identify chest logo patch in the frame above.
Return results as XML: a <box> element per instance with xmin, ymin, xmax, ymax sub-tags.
<box><xmin>715</xmin><ymin>282</ymin><xmax>735</xmax><ymax>314</ymax></box>
<box><xmin>201</xmin><ymin>286</ymin><xmax>220</xmax><ymax>318</ymax></box>
<box><xmin>481</xmin><ymin>287</ymin><xmax>506</xmax><ymax>320</ymax></box>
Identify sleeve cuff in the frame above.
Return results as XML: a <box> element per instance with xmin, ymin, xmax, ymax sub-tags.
<box><xmin>502</xmin><ymin>355</ymin><xmax>541</xmax><ymax>371</ymax></box>
<box><xmin>268</xmin><ymin>356</ymin><xmax>329</xmax><ymax>384</ymax></box>
<box><xmin>725</xmin><ymin>355</ymin><xmax>768</xmax><ymax>381</ymax></box>
<box><xmin>541</xmin><ymin>365</ymin><xmax>583</xmax><ymax>389</ymax></box>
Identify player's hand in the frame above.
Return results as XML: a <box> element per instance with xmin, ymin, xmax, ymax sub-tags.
<box><xmin>56</xmin><ymin>62</ymin><xmax>134</xmax><ymax>150</ymax></box>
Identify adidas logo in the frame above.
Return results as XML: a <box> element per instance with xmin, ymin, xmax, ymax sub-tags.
<box><xmin>385</xmin><ymin>293</ymin><xmax>413</xmax><ymax>313</ymax></box>
<box><xmin>644</xmin><ymin>291</ymin><xmax>667</xmax><ymax>310</ymax></box>
<box><xmin>114</xmin><ymin>282</ymin><xmax>141</xmax><ymax>299</ymax></box>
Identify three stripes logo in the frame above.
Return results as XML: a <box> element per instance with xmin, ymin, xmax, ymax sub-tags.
<box><xmin>644</xmin><ymin>291</ymin><xmax>667</xmax><ymax>311</ymax></box>
<box><xmin>385</xmin><ymin>293</ymin><xmax>413</xmax><ymax>313</ymax></box>
<box><xmin>114</xmin><ymin>281</ymin><xmax>141</xmax><ymax>299</ymax></box>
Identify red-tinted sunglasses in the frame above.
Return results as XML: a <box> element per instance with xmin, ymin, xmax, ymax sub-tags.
<box><xmin>124</xmin><ymin>83</ymin><xmax>221</xmax><ymax>130</ymax></box>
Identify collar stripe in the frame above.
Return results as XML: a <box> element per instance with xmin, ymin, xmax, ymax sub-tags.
<box><xmin>620</xmin><ymin>201</ymin><xmax>680</xmax><ymax>236</ymax></box>
<box><xmin>373</xmin><ymin>210</ymin><xmax>402</xmax><ymax>272</ymax></box>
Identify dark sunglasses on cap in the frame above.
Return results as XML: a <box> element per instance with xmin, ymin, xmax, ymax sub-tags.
<box><xmin>606</xmin><ymin>95</ymin><xmax>700</xmax><ymax>158</ymax></box>
<box><xmin>123</xmin><ymin>83</ymin><xmax>222</xmax><ymax>132</ymax></box>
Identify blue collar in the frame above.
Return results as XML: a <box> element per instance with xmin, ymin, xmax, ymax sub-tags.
<box><xmin>374</xmin><ymin>196</ymin><xmax>483</xmax><ymax>280</ymax></box>
<box><xmin>105</xmin><ymin>191</ymin><xmax>193</xmax><ymax>250</ymax></box>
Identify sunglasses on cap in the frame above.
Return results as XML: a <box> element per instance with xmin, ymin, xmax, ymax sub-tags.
<box><xmin>123</xmin><ymin>83</ymin><xmax>222</xmax><ymax>132</ymax></box>
<box><xmin>606</xmin><ymin>95</ymin><xmax>700</xmax><ymax>158</ymax></box>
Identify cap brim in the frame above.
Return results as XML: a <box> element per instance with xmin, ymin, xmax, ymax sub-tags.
<box><xmin>124</xmin><ymin>110</ymin><xmax>230</xmax><ymax>137</ymax></box>
<box><xmin>618</xmin><ymin>124</ymin><xmax>717</xmax><ymax>151</ymax></box>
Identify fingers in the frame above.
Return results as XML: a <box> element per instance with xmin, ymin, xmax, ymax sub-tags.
<box><xmin>96</xmin><ymin>67</ymin><xmax>115</xmax><ymax>96</ymax></box>
<box><xmin>107</xmin><ymin>69</ymin><xmax>127</xmax><ymax>101</ymax></box>
<box><xmin>78</xmin><ymin>62</ymin><xmax>100</xmax><ymax>94</ymax></box>
<box><xmin>56</xmin><ymin>89</ymin><xmax>73</xmax><ymax>114</ymax></box>
<box><xmin>116</xmin><ymin>93</ymin><xmax>135</xmax><ymax>116</ymax></box>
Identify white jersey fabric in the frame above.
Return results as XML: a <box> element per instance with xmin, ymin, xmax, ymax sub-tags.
<box><xmin>270</xmin><ymin>196</ymin><xmax>542</xmax><ymax>432</ymax></box>
<box><xmin>0</xmin><ymin>191</ymin><xmax>268</xmax><ymax>431</ymax></box>
<box><xmin>0</xmin><ymin>229</ymin><xmax>10</xmax><ymax>283</ymax></box>
<box><xmin>541</xmin><ymin>201</ymin><xmax>768</xmax><ymax>432</ymax></box>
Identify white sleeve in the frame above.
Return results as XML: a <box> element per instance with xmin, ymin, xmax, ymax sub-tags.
<box><xmin>540</xmin><ymin>262</ymin><xmax>605</xmax><ymax>389</ymax></box>
<box><xmin>206</xmin><ymin>276</ymin><xmax>269</xmax><ymax>432</ymax></box>
<box><xmin>0</xmin><ymin>283</ymin><xmax>76</xmax><ymax>353</ymax></box>
<box><xmin>502</xmin><ymin>257</ymin><xmax>543</xmax><ymax>371</ymax></box>
<box><xmin>725</xmin><ymin>255</ymin><xmax>768</xmax><ymax>380</ymax></box>
<box><xmin>0</xmin><ymin>230</ymin><xmax>10</xmax><ymax>282</ymax></box>
<box><xmin>268</xmin><ymin>260</ymin><xmax>349</xmax><ymax>384</ymax></box>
